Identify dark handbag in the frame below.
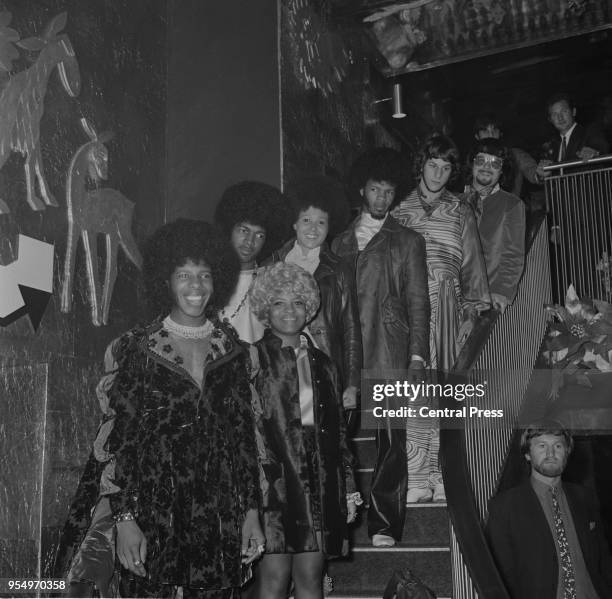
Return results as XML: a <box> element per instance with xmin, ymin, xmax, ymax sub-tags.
<box><xmin>382</xmin><ymin>567</ymin><xmax>437</xmax><ymax>599</ymax></box>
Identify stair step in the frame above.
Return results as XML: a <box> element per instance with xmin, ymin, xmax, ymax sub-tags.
<box><xmin>349</xmin><ymin>501</ymin><xmax>449</xmax><ymax>546</ymax></box>
<box><xmin>328</xmin><ymin>547</ymin><xmax>451</xmax><ymax>596</ymax></box>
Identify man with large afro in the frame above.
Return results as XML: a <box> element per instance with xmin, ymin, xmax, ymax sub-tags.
<box><xmin>215</xmin><ymin>181</ymin><xmax>292</xmax><ymax>342</ymax></box>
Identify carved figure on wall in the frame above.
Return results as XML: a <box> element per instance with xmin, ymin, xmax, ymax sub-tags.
<box><xmin>61</xmin><ymin>118</ymin><xmax>142</xmax><ymax>327</ymax></box>
<box><xmin>0</xmin><ymin>12</ymin><xmax>80</xmax><ymax>214</ymax></box>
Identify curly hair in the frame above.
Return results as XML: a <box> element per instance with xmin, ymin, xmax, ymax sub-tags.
<box><xmin>141</xmin><ymin>219</ymin><xmax>240</xmax><ymax>320</ymax></box>
<box><xmin>520</xmin><ymin>419</ymin><xmax>574</xmax><ymax>457</ymax></box>
<box><xmin>348</xmin><ymin>147</ymin><xmax>409</xmax><ymax>207</ymax></box>
<box><xmin>285</xmin><ymin>175</ymin><xmax>351</xmax><ymax>238</ymax></box>
<box><xmin>467</xmin><ymin>137</ymin><xmax>515</xmax><ymax>191</ymax></box>
<box><xmin>248</xmin><ymin>262</ymin><xmax>320</xmax><ymax>327</ymax></box>
<box><xmin>214</xmin><ymin>181</ymin><xmax>292</xmax><ymax>261</ymax></box>
<box><xmin>413</xmin><ymin>134</ymin><xmax>461</xmax><ymax>184</ymax></box>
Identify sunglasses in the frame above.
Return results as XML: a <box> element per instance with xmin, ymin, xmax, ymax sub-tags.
<box><xmin>473</xmin><ymin>155</ymin><xmax>503</xmax><ymax>170</ymax></box>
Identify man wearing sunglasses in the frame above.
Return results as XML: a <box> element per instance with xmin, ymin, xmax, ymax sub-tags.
<box><xmin>462</xmin><ymin>138</ymin><xmax>526</xmax><ymax>313</ymax></box>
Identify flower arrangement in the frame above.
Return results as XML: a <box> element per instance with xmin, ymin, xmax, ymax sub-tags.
<box><xmin>543</xmin><ymin>286</ymin><xmax>612</xmax><ymax>402</ymax></box>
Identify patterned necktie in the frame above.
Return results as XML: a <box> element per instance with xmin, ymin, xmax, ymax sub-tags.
<box><xmin>560</xmin><ymin>136</ymin><xmax>567</xmax><ymax>161</ymax></box>
<box><xmin>550</xmin><ymin>486</ymin><xmax>576</xmax><ymax>599</ymax></box>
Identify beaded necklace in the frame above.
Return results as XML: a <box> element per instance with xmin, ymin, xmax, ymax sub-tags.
<box><xmin>162</xmin><ymin>315</ymin><xmax>214</xmax><ymax>339</ymax></box>
<box><xmin>220</xmin><ymin>269</ymin><xmax>257</xmax><ymax>321</ymax></box>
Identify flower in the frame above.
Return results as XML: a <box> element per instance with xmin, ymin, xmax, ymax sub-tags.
<box><xmin>543</xmin><ymin>285</ymin><xmax>612</xmax><ymax>374</ymax></box>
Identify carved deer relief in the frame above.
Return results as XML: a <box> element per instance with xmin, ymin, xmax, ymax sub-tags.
<box><xmin>61</xmin><ymin>118</ymin><xmax>142</xmax><ymax>326</ymax></box>
<box><xmin>0</xmin><ymin>12</ymin><xmax>81</xmax><ymax>214</ymax></box>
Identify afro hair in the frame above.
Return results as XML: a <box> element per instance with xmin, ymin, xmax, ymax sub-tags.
<box><xmin>348</xmin><ymin>147</ymin><xmax>409</xmax><ymax>207</ymax></box>
<box><xmin>214</xmin><ymin>181</ymin><xmax>292</xmax><ymax>261</ymax></box>
<box><xmin>141</xmin><ymin>219</ymin><xmax>240</xmax><ymax>321</ymax></box>
<box><xmin>284</xmin><ymin>175</ymin><xmax>352</xmax><ymax>238</ymax></box>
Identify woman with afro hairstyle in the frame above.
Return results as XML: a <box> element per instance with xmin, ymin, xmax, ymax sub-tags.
<box><xmin>215</xmin><ymin>181</ymin><xmax>292</xmax><ymax>343</ymax></box>
<box><xmin>248</xmin><ymin>262</ymin><xmax>359</xmax><ymax>599</ymax></box>
<box><xmin>393</xmin><ymin>135</ymin><xmax>491</xmax><ymax>504</ymax></box>
<box><xmin>55</xmin><ymin>219</ymin><xmax>265</xmax><ymax>598</ymax></box>
<box><xmin>266</xmin><ymin>175</ymin><xmax>362</xmax><ymax>414</ymax></box>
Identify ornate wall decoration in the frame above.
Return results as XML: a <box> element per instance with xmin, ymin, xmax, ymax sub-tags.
<box><xmin>0</xmin><ymin>12</ymin><xmax>80</xmax><ymax>213</ymax></box>
<box><xmin>365</xmin><ymin>0</ymin><xmax>612</xmax><ymax>73</ymax></box>
<box><xmin>0</xmin><ymin>234</ymin><xmax>53</xmax><ymax>331</ymax></box>
<box><xmin>286</xmin><ymin>0</ymin><xmax>353</xmax><ymax>96</ymax></box>
<box><xmin>60</xmin><ymin>118</ymin><xmax>142</xmax><ymax>327</ymax></box>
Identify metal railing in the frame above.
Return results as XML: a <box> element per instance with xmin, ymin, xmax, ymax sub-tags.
<box><xmin>441</xmin><ymin>218</ymin><xmax>552</xmax><ymax>599</ymax></box>
<box><xmin>544</xmin><ymin>155</ymin><xmax>612</xmax><ymax>303</ymax></box>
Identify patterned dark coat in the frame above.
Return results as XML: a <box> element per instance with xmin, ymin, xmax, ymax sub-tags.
<box><xmin>251</xmin><ymin>331</ymin><xmax>356</xmax><ymax>558</ymax></box>
<box><xmin>54</xmin><ymin>321</ymin><xmax>259</xmax><ymax>591</ymax></box>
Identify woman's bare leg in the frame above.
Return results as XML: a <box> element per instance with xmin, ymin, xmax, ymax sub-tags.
<box><xmin>255</xmin><ymin>552</ymin><xmax>292</xmax><ymax>599</ymax></box>
<box><xmin>291</xmin><ymin>533</ymin><xmax>325</xmax><ymax>599</ymax></box>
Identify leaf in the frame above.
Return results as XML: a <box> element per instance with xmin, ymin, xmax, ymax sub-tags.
<box><xmin>0</xmin><ymin>11</ymin><xmax>12</xmax><ymax>28</ymax></box>
<box><xmin>16</xmin><ymin>37</ymin><xmax>45</xmax><ymax>51</ymax></box>
<box><xmin>43</xmin><ymin>11</ymin><xmax>67</xmax><ymax>39</ymax></box>
<box><xmin>594</xmin><ymin>299</ymin><xmax>612</xmax><ymax>322</ymax></box>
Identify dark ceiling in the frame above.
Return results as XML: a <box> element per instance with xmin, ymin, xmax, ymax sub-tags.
<box><xmin>379</xmin><ymin>27</ymin><xmax>612</xmax><ymax>155</ymax></box>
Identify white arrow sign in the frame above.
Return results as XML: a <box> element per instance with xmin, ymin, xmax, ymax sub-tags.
<box><xmin>0</xmin><ymin>234</ymin><xmax>54</xmax><ymax>318</ymax></box>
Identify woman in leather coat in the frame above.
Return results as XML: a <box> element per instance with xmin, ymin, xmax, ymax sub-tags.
<box><xmin>248</xmin><ymin>262</ymin><xmax>359</xmax><ymax>599</ymax></box>
<box><xmin>267</xmin><ymin>176</ymin><xmax>362</xmax><ymax>413</ymax></box>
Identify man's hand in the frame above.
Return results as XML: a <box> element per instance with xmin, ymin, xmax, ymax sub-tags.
<box><xmin>241</xmin><ymin>508</ymin><xmax>266</xmax><ymax>565</ymax></box>
<box><xmin>116</xmin><ymin>520</ymin><xmax>147</xmax><ymax>577</ymax></box>
<box><xmin>342</xmin><ymin>386</ymin><xmax>358</xmax><ymax>410</ymax></box>
<box><xmin>491</xmin><ymin>293</ymin><xmax>509</xmax><ymax>314</ymax></box>
<box><xmin>457</xmin><ymin>309</ymin><xmax>478</xmax><ymax>347</ymax></box>
<box><xmin>577</xmin><ymin>146</ymin><xmax>599</xmax><ymax>161</ymax></box>
<box><xmin>407</xmin><ymin>359</ymin><xmax>425</xmax><ymax>382</ymax></box>
<box><xmin>536</xmin><ymin>159</ymin><xmax>553</xmax><ymax>180</ymax></box>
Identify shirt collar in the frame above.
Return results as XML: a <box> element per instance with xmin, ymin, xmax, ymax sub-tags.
<box><xmin>562</xmin><ymin>122</ymin><xmax>577</xmax><ymax>141</ymax></box>
<box><xmin>530</xmin><ymin>474</ymin><xmax>562</xmax><ymax>499</ymax></box>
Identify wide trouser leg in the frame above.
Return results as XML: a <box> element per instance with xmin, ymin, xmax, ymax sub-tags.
<box><xmin>367</xmin><ymin>425</ymin><xmax>407</xmax><ymax>540</ymax></box>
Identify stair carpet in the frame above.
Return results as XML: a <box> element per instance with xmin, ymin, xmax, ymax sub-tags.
<box><xmin>327</xmin><ymin>433</ymin><xmax>452</xmax><ymax>599</ymax></box>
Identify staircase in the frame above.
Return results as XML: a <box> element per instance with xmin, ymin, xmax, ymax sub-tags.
<box><xmin>328</xmin><ymin>432</ymin><xmax>452</xmax><ymax>599</ymax></box>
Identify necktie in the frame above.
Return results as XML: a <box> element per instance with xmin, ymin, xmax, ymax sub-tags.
<box><xmin>560</xmin><ymin>136</ymin><xmax>567</xmax><ymax>161</ymax></box>
<box><xmin>296</xmin><ymin>344</ymin><xmax>314</xmax><ymax>426</ymax></box>
<box><xmin>550</xmin><ymin>486</ymin><xmax>576</xmax><ymax>599</ymax></box>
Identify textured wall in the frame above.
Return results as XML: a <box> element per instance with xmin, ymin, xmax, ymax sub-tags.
<box><xmin>0</xmin><ymin>0</ymin><xmax>166</xmax><ymax>578</ymax></box>
<box><xmin>165</xmin><ymin>0</ymin><xmax>281</xmax><ymax>222</ymax></box>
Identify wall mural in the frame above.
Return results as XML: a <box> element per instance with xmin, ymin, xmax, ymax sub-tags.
<box><xmin>0</xmin><ymin>11</ymin><xmax>143</xmax><ymax>329</ymax></box>
<box><xmin>0</xmin><ymin>11</ymin><xmax>80</xmax><ymax>214</ymax></box>
<box><xmin>365</xmin><ymin>0</ymin><xmax>611</xmax><ymax>73</ymax></box>
<box><xmin>60</xmin><ymin>118</ymin><xmax>142</xmax><ymax>327</ymax></box>
<box><xmin>0</xmin><ymin>234</ymin><xmax>53</xmax><ymax>331</ymax></box>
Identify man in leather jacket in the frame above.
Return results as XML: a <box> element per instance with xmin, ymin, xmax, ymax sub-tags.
<box><xmin>333</xmin><ymin>148</ymin><xmax>430</xmax><ymax>547</ymax></box>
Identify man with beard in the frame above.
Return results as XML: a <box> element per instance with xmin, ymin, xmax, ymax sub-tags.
<box><xmin>215</xmin><ymin>181</ymin><xmax>290</xmax><ymax>342</ymax></box>
<box><xmin>333</xmin><ymin>147</ymin><xmax>430</xmax><ymax>548</ymax></box>
<box><xmin>486</xmin><ymin>420</ymin><xmax>612</xmax><ymax>599</ymax></box>
<box><xmin>462</xmin><ymin>137</ymin><xmax>525</xmax><ymax>313</ymax></box>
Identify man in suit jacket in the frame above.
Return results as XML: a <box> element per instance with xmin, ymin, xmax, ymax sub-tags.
<box><xmin>486</xmin><ymin>420</ymin><xmax>612</xmax><ymax>599</ymax></box>
<box><xmin>541</xmin><ymin>93</ymin><xmax>609</xmax><ymax>166</ymax></box>
<box><xmin>332</xmin><ymin>147</ymin><xmax>430</xmax><ymax>548</ymax></box>
<box><xmin>462</xmin><ymin>138</ymin><xmax>526</xmax><ymax>313</ymax></box>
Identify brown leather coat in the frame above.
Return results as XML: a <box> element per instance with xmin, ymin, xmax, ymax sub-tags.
<box><xmin>268</xmin><ymin>241</ymin><xmax>362</xmax><ymax>388</ymax></box>
<box><xmin>332</xmin><ymin>214</ymin><xmax>430</xmax><ymax>370</ymax></box>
